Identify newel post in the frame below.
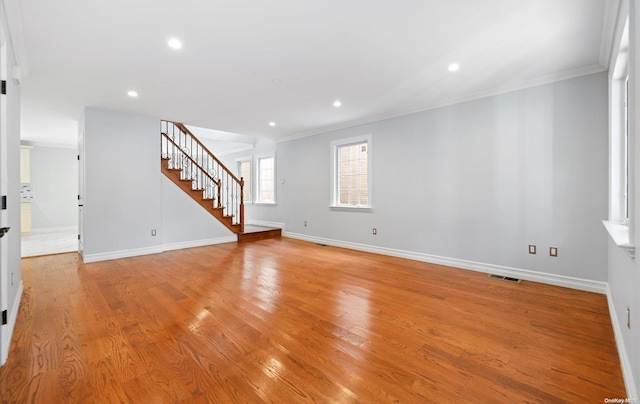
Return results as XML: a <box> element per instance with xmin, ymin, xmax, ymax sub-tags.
<box><xmin>216</xmin><ymin>180</ymin><xmax>222</xmax><ymax>208</ymax></box>
<box><xmin>239</xmin><ymin>177</ymin><xmax>245</xmax><ymax>233</ymax></box>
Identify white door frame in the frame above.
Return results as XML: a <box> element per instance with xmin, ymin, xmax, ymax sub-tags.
<box><xmin>78</xmin><ymin>130</ymin><xmax>84</xmax><ymax>258</ymax></box>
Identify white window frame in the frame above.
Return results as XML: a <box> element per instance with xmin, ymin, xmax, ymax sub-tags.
<box><xmin>605</xmin><ymin>15</ymin><xmax>635</xmax><ymax>259</ymax></box>
<box><xmin>330</xmin><ymin>134</ymin><xmax>373</xmax><ymax>211</ymax></box>
<box><xmin>236</xmin><ymin>156</ymin><xmax>252</xmax><ymax>204</ymax></box>
<box><xmin>255</xmin><ymin>153</ymin><xmax>276</xmax><ymax>205</ymax></box>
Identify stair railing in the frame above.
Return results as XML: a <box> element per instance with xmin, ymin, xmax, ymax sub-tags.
<box><xmin>161</xmin><ymin>120</ymin><xmax>244</xmax><ymax>232</ymax></box>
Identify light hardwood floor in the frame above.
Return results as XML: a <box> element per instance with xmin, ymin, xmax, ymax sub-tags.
<box><xmin>0</xmin><ymin>238</ymin><xmax>626</xmax><ymax>403</ymax></box>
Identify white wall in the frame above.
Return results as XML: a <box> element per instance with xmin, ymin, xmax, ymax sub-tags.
<box><xmin>29</xmin><ymin>145</ymin><xmax>78</xmax><ymax>230</ymax></box>
<box><xmin>81</xmin><ymin>108</ymin><xmax>162</xmax><ymax>260</ymax></box>
<box><xmin>161</xmin><ymin>176</ymin><xmax>234</xmax><ymax>248</ymax></box>
<box><xmin>276</xmin><ymin>72</ymin><xmax>608</xmax><ymax>284</ymax></box>
<box><xmin>608</xmin><ymin>241</ymin><xmax>639</xmax><ymax>398</ymax></box>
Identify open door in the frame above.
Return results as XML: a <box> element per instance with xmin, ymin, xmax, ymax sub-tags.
<box><xmin>0</xmin><ymin>11</ymin><xmax>9</xmax><ymax>365</ymax></box>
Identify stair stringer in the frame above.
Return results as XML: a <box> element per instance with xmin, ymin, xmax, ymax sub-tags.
<box><xmin>161</xmin><ymin>157</ymin><xmax>240</xmax><ymax>234</ymax></box>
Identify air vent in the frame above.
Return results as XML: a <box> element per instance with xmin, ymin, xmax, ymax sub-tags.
<box><xmin>489</xmin><ymin>274</ymin><xmax>521</xmax><ymax>283</ymax></box>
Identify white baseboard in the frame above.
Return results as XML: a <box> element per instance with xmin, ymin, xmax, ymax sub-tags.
<box><xmin>606</xmin><ymin>285</ymin><xmax>638</xmax><ymax>400</ymax></box>
<box><xmin>246</xmin><ymin>220</ymin><xmax>285</xmax><ymax>229</ymax></box>
<box><xmin>81</xmin><ymin>236</ymin><xmax>239</xmax><ymax>263</ymax></box>
<box><xmin>162</xmin><ymin>236</ymin><xmax>237</xmax><ymax>252</ymax></box>
<box><xmin>1</xmin><ymin>281</ymin><xmax>23</xmax><ymax>366</ymax></box>
<box><xmin>283</xmin><ymin>232</ymin><xmax>607</xmax><ymax>294</ymax></box>
<box><xmin>82</xmin><ymin>245</ymin><xmax>164</xmax><ymax>263</ymax></box>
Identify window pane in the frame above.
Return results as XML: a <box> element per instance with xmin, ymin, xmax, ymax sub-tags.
<box><xmin>337</xmin><ymin>142</ymin><xmax>368</xmax><ymax>206</ymax></box>
<box><xmin>624</xmin><ymin>76</ymin><xmax>630</xmax><ymax>219</ymax></box>
<box><xmin>258</xmin><ymin>157</ymin><xmax>275</xmax><ymax>203</ymax></box>
<box><xmin>238</xmin><ymin>160</ymin><xmax>251</xmax><ymax>202</ymax></box>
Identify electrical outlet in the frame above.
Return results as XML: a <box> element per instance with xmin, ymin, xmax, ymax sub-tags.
<box><xmin>549</xmin><ymin>247</ymin><xmax>558</xmax><ymax>257</ymax></box>
<box><xmin>528</xmin><ymin>245</ymin><xmax>536</xmax><ymax>254</ymax></box>
<box><xmin>372</xmin><ymin>228</ymin><xmax>377</xmax><ymax>235</ymax></box>
<box><xmin>151</xmin><ymin>229</ymin><xmax>157</xmax><ymax>236</ymax></box>
<box><xmin>628</xmin><ymin>307</ymin><xmax>631</xmax><ymax>329</ymax></box>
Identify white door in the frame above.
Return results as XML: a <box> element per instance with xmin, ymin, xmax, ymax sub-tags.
<box><xmin>0</xmin><ymin>13</ymin><xmax>9</xmax><ymax>364</ymax></box>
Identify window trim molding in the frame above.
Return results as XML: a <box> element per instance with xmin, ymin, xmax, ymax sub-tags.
<box><xmin>255</xmin><ymin>153</ymin><xmax>276</xmax><ymax>205</ymax></box>
<box><xmin>329</xmin><ymin>134</ymin><xmax>372</xmax><ymax>210</ymax></box>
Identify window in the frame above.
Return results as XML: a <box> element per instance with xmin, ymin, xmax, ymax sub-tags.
<box><xmin>611</xmin><ymin>18</ymin><xmax>630</xmax><ymax>225</ymax></box>
<box><xmin>331</xmin><ymin>135</ymin><xmax>372</xmax><ymax>209</ymax></box>
<box><xmin>624</xmin><ymin>76</ymin><xmax>630</xmax><ymax>220</ymax></box>
<box><xmin>256</xmin><ymin>155</ymin><xmax>275</xmax><ymax>204</ymax></box>
<box><xmin>237</xmin><ymin>158</ymin><xmax>252</xmax><ymax>203</ymax></box>
<box><xmin>604</xmin><ymin>16</ymin><xmax>634</xmax><ymax>259</ymax></box>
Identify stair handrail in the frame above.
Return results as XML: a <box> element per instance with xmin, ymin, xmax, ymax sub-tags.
<box><xmin>161</xmin><ymin>133</ymin><xmax>222</xmax><ymax>203</ymax></box>
<box><xmin>169</xmin><ymin>121</ymin><xmax>243</xmax><ymax>185</ymax></box>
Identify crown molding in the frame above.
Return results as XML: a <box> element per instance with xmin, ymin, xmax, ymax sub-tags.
<box><xmin>600</xmin><ymin>0</ymin><xmax>623</xmax><ymax>69</ymax></box>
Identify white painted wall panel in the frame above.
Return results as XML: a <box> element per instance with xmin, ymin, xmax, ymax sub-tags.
<box><xmin>82</xmin><ymin>108</ymin><xmax>161</xmax><ymax>256</ymax></box>
<box><xmin>160</xmin><ymin>176</ymin><xmax>232</xmax><ymax>245</ymax></box>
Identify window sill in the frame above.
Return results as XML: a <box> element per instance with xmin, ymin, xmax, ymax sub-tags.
<box><xmin>603</xmin><ymin>220</ymin><xmax>635</xmax><ymax>259</ymax></box>
<box><xmin>329</xmin><ymin>205</ymin><xmax>373</xmax><ymax>213</ymax></box>
<box><xmin>254</xmin><ymin>202</ymin><xmax>276</xmax><ymax>206</ymax></box>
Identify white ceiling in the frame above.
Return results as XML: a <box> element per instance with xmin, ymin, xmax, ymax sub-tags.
<box><xmin>9</xmin><ymin>0</ymin><xmax>612</xmax><ymax>147</ymax></box>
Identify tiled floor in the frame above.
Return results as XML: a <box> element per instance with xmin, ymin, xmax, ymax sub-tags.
<box><xmin>21</xmin><ymin>228</ymin><xmax>78</xmax><ymax>258</ymax></box>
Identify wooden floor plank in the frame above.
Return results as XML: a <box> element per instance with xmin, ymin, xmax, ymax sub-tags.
<box><xmin>0</xmin><ymin>238</ymin><xmax>626</xmax><ymax>403</ymax></box>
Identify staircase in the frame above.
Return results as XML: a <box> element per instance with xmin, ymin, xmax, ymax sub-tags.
<box><xmin>160</xmin><ymin>121</ymin><xmax>280</xmax><ymax>241</ymax></box>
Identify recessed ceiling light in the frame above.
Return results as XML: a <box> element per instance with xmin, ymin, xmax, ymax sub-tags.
<box><xmin>269</xmin><ymin>121</ymin><xmax>276</xmax><ymax>127</ymax></box>
<box><xmin>272</xmin><ymin>78</ymin><xmax>282</xmax><ymax>84</ymax></box>
<box><xmin>448</xmin><ymin>63</ymin><xmax>460</xmax><ymax>72</ymax></box>
<box><xmin>168</xmin><ymin>38</ymin><xmax>182</xmax><ymax>49</ymax></box>
<box><xmin>127</xmin><ymin>90</ymin><xmax>138</xmax><ymax>97</ymax></box>
<box><xmin>333</xmin><ymin>100</ymin><xmax>342</xmax><ymax>108</ymax></box>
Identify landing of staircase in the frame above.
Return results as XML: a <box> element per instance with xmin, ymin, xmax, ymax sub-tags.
<box><xmin>238</xmin><ymin>225</ymin><xmax>282</xmax><ymax>242</ymax></box>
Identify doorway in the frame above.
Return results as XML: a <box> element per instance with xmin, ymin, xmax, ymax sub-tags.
<box><xmin>19</xmin><ymin>144</ymin><xmax>79</xmax><ymax>257</ymax></box>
